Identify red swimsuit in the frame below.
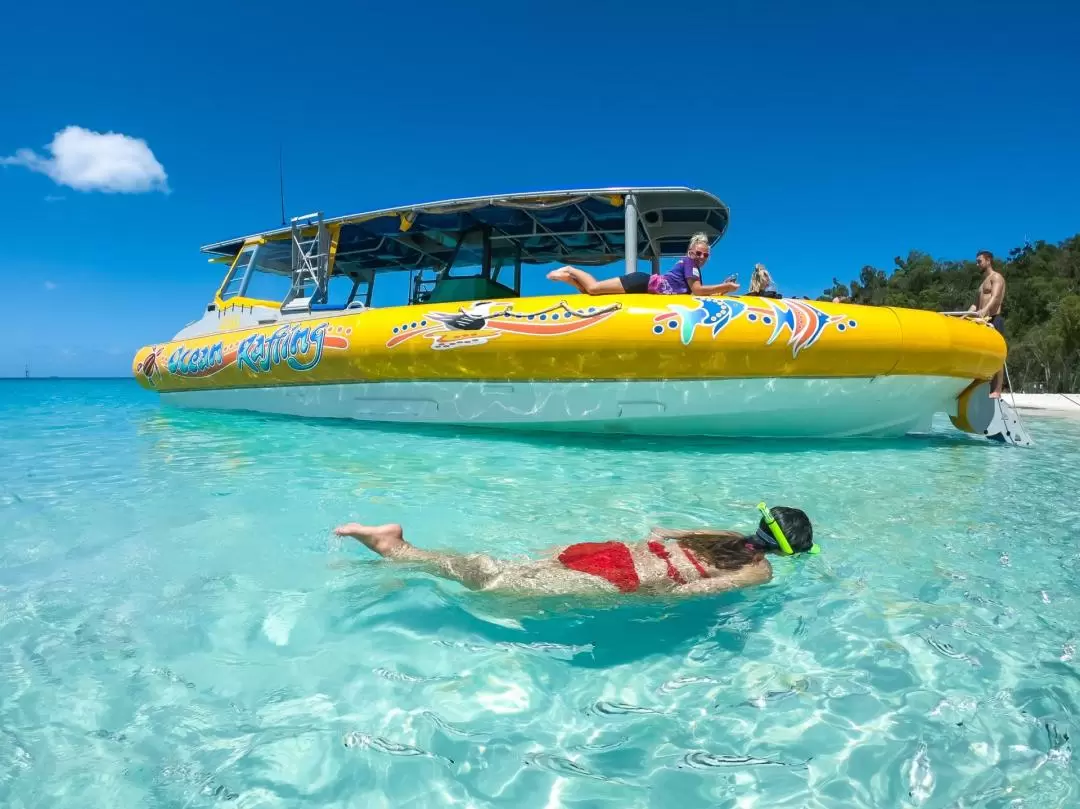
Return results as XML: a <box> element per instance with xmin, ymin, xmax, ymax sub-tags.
<box><xmin>557</xmin><ymin>540</ymin><xmax>708</xmax><ymax>592</ymax></box>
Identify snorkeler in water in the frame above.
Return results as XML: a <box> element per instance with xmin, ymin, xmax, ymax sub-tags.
<box><xmin>334</xmin><ymin>504</ymin><xmax>817</xmax><ymax>597</ymax></box>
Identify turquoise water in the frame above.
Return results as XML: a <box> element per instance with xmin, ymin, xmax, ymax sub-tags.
<box><xmin>2</xmin><ymin>379</ymin><xmax>1079</xmax><ymax>808</ymax></box>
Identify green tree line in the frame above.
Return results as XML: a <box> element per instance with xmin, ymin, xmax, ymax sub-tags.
<box><xmin>816</xmin><ymin>234</ymin><xmax>1080</xmax><ymax>393</ymax></box>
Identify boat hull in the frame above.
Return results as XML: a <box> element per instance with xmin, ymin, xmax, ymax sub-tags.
<box><xmin>134</xmin><ymin>293</ymin><xmax>1006</xmax><ymax>438</ymax></box>
<box><xmin>160</xmin><ymin>375</ymin><xmax>968</xmax><ymax>438</ymax></box>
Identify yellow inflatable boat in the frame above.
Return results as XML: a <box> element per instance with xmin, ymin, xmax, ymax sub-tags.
<box><xmin>132</xmin><ymin>187</ymin><xmax>1010</xmax><ymax>440</ymax></box>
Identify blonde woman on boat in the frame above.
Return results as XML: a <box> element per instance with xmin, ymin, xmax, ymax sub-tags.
<box><xmin>334</xmin><ymin>504</ymin><xmax>817</xmax><ymax>598</ymax></box>
<box><xmin>749</xmin><ymin>263</ymin><xmax>779</xmax><ymax>297</ymax></box>
<box><xmin>546</xmin><ymin>233</ymin><xmax>740</xmax><ymax>298</ymax></box>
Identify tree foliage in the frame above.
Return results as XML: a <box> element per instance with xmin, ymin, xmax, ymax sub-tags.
<box><xmin>817</xmin><ymin>235</ymin><xmax>1080</xmax><ymax>393</ymax></box>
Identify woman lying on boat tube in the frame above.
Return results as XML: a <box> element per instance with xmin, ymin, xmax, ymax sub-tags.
<box><xmin>546</xmin><ymin>232</ymin><xmax>740</xmax><ymax>297</ymax></box>
<box><xmin>334</xmin><ymin>504</ymin><xmax>817</xmax><ymax>598</ymax></box>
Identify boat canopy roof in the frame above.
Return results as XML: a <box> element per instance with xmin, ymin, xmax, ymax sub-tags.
<box><xmin>200</xmin><ymin>187</ymin><xmax>729</xmax><ymax>277</ymax></box>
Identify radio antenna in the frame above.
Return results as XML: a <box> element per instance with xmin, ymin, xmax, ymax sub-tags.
<box><xmin>278</xmin><ymin>144</ymin><xmax>286</xmax><ymax>226</ymax></box>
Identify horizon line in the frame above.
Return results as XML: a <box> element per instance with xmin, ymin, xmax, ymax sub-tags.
<box><xmin>0</xmin><ymin>375</ymin><xmax>133</xmax><ymax>380</ymax></box>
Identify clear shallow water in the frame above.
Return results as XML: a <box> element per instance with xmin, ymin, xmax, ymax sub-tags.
<box><xmin>2</xmin><ymin>379</ymin><xmax>1079</xmax><ymax>808</ymax></box>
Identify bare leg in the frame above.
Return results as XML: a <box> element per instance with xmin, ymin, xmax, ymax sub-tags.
<box><xmin>334</xmin><ymin>522</ymin><xmax>506</xmax><ymax>590</ymax></box>
<box><xmin>546</xmin><ymin>266</ymin><xmax>590</xmax><ymax>293</ymax></box>
<box><xmin>546</xmin><ymin>266</ymin><xmax>627</xmax><ymax>295</ymax></box>
<box><xmin>333</xmin><ymin>522</ymin><xmax>621</xmax><ymax>596</ymax></box>
<box><xmin>990</xmin><ymin>367</ymin><xmax>1004</xmax><ymax>398</ymax></box>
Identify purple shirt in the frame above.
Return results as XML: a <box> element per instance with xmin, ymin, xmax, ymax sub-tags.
<box><xmin>649</xmin><ymin>256</ymin><xmax>701</xmax><ymax>295</ymax></box>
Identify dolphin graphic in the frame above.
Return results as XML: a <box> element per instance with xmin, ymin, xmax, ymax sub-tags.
<box><xmin>666</xmin><ymin>298</ymin><xmax>748</xmax><ymax>345</ymax></box>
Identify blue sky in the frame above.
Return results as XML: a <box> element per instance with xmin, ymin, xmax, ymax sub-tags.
<box><xmin>1</xmin><ymin>0</ymin><xmax>1077</xmax><ymax>377</ymax></box>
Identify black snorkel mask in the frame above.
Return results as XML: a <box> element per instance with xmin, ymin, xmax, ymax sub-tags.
<box><xmin>747</xmin><ymin>502</ymin><xmax>820</xmax><ymax>555</ymax></box>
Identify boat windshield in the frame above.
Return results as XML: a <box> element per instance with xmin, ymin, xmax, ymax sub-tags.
<box><xmin>218</xmin><ymin>241</ymin><xmax>293</xmax><ymax>304</ymax></box>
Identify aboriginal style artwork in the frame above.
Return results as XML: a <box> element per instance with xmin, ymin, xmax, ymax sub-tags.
<box><xmin>653</xmin><ymin>297</ymin><xmax>858</xmax><ymax>357</ymax></box>
<box><xmin>386</xmin><ymin>300</ymin><xmax>622</xmax><ymax>350</ymax></box>
<box><xmin>139</xmin><ymin>322</ymin><xmax>350</xmax><ymax>385</ymax></box>
<box><xmin>135</xmin><ymin>345</ymin><xmax>166</xmax><ymax>387</ymax></box>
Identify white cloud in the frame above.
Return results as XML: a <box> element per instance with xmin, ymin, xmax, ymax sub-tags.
<box><xmin>1</xmin><ymin>125</ymin><xmax>169</xmax><ymax>194</ymax></box>
<box><xmin>44</xmin><ymin>281</ymin><xmax>57</xmax><ymax>290</ymax></box>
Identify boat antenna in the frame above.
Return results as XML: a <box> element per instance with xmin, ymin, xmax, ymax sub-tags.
<box><xmin>278</xmin><ymin>144</ymin><xmax>286</xmax><ymax>226</ymax></box>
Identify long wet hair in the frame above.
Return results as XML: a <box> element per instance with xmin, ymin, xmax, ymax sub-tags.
<box><xmin>678</xmin><ymin>532</ymin><xmax>764</xmax><ymax>571</ymax></box>
<box><xmin>676</xmin><ymin>508</ymin><xmax>814</xmax><ymax>571</ymax></box>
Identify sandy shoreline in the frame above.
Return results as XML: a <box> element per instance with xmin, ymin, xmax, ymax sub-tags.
<box><xmin>1007</xmin><ymin>393</ymin><xmax>1080</xmax><ymax>420</ymax></box>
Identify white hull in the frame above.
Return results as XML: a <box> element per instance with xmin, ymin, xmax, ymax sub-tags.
<box><xmin>160</xmin><ymin>375</ymin><xmax>970</xmax><ymax>438</ymax></box>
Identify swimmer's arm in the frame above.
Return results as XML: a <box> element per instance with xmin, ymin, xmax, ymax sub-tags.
<box><xmin>676</xmin><ymin>560</ymin><xmax>773</xmax><ymax>594</ymax></box>
<box><xmin>648</xmin><ymin>527</ymin><xmax>731</xmax><ymax>540</ymax></box>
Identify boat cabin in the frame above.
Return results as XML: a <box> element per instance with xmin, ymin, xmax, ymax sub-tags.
<box><xmin>187</xmin><ymin>187</ymin><xmax>729</xmax><ymax>336</ymax></box>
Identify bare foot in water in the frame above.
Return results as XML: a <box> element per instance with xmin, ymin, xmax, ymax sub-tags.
<box><xmin>334</xmin><ymin>523</ymin><xmax>407</xmax><ymax>557</ymax></box>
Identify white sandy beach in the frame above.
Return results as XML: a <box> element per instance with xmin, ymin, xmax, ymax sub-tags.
<box><xmin>1008</xmin><ymin>393</ymin><xmax>1080</xmax><ymax>419</ymax></box>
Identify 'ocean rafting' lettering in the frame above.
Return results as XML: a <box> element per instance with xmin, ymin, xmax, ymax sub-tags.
<box><xmin>168</xmin><ymin>342</ymin><xmax>224</xmax><ymax>377</ymax></box>
<box><xmin>236</xmin><ymin>323</ymin><xmax>330</xmax><ymax>373</ymax></box>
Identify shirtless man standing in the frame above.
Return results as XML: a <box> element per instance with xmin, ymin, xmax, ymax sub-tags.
<box><xmin>969</xmin><ymin>250</ymin><xmax>1007</xmax><ymax>398</ymax></box>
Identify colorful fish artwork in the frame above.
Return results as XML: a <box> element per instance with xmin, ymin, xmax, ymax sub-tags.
<box><xmin>386</xmin><ymin>300</ymin><xmax>622</xmax><ymax>350</ymax></box>
<box><xmin>653</xmin><ymin>297</ymin><xmax>857</xmax><ymax>357</ymax></box>
<box><xmin>653</xmin><ymin>298</ymin><xmax>758</xmax><ymax>345</ymax></box>
<box><xmin>757</xmin><ymin>298</ymin><xmax>856</xmax><ymax>357</ymax></box>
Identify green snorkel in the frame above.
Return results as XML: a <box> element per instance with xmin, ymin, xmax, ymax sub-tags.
<box><xmin>756</xmin><ymin>502</ymin><xmax>820</xmax><ymax>555</ymax></box>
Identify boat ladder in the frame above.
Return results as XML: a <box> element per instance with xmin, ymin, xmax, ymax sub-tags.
<box><xmin>281</xmin><ymin>212</ymin><xmax>330</xmax><ymax>314</ymax></box>
<box><xmin>985</xmin><ymin>397</ymin><xmax>1035</xmax><ymax>447</ymax></box>
<box><xmin>410</xmin><ymin>268</ymin><xmax>441</xmax><ymax>304</ymax></box>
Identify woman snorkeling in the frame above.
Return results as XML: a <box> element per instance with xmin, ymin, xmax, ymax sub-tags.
<box><xmin>334</xmin><ymin>505</ymin><xmax>817</xmax><ymax>597</ymax></box>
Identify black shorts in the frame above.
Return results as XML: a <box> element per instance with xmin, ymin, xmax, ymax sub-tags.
<box><xmin>990</xmin><ymin>314</ymin><xmax>1004</xmax><ymax>334</ymax></box>
<box><xmin>619</xmin><ymin>271</ymin><xmax>652</xmax><ymax>294</ymax></box>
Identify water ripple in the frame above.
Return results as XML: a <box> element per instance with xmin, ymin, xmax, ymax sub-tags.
<box><xmin>589</xmin><ymin>701</ymin><xmax>666</xmax><ymax>716</ymax></box>
<box><xmin>523</xmin><ymin>752</ymin><xmax>634</xmax><ymax>786</ymax></box>
<box><xmin>342</xmin><ymin>731</ymin><xmax>454</xmax><ymax>766</ymax></box>
<box><xmin>679</xmin><ymin>750</ymin><xmax>811</xmax><ymax>770</ymax></box>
